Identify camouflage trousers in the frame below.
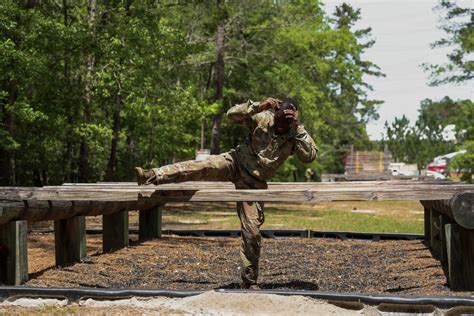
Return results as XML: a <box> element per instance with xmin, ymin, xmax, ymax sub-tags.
<box><xmin>148</xmin><ymin>151</ymin><xmax>267</xmax><ymax>286</ymax></box>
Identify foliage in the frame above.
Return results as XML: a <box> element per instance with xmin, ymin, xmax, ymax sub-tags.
<box><xmin>0</xmin><ymin>0</ymin><xmax>383</xmax><ymax>185</ymax></box>
<box><xmin>381</xmin><ymin>97</ymin><xmax>473</xmax><ymax>171</ymax></box>
<box><xmin>423</xmin><ymin>0</ymin><xmax>473</xmax><ymax>85</ymax></box>
<box><xmin>450</xmin><ymin>140</ymin><xmax>474</xmax><ymax>182</ymax></box>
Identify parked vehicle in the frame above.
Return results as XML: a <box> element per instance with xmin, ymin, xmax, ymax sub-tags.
<box><xmin>426</xmin><ymin>170</ymin><xmax>446</xmax><ymax>180</ymax></box>
<box><xmin>427</xmin><ymin>150</ymin><xmax>467</xmax><ymax>174</ymax></box>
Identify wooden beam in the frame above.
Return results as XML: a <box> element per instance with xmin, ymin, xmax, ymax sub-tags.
<box><xmin>13</xmin><ymin>184</ymin><xmax>473</xmax><ymax>202</ymax></box>
<box><xmin>62</xmin><ymin>180</ymin><xmax>453</xmax><ymax>187</ymax></box>
<box><xmin>139</xmin><ymin>206</ymin><xmax>162</xmax><ymax>240</ymax></box>
<box><xmin>54</xmin><ymin>216</ymin><xmax>86</xmax><ymax>266</ymax></box>
<box><xmin>449</xmin><ymin>192</ymin><xmax>474</xmax><ymax>230</ymax></box>
<box><xmin>0</xmin><ymin>199</ymin><xmax>160</xmax><ymax>225</ymax></box>
<box><xmin>103</xmin><ymin>209</ymin><xmax>129</xmax><ymax>252</ymax></box>
<box><xmin>0</xmin><ymin>221</ymin><xmax>28</xmax><ymax>285</ymax></box>
<box><xmin>1</xmin><ymin>185</ymin><xmax>472</xmax><ymax>229</ymax></box>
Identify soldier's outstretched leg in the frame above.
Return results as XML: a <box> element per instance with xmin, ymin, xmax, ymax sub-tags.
<box><xmin>135</xmin><ymin>153</ymin><xmax>235</xmax><ymax>185</ymax></box>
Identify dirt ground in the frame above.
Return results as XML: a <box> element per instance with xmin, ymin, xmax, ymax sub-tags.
<box><xmin>22</xmin><ymin>233</ymin><xmax>473</xmax><ymax>297</ymax></box>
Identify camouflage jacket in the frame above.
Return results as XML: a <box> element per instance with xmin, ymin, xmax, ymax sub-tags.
<box><xmin>227</xmin><ymin>100</ymin><xmax>318</xmax><ymax>181</ymax></box>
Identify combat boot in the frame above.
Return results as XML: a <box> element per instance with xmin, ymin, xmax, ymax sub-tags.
<box><xmin>134</xmin><ymin>167</ymin><xmax>157</xmax><ymax>185</ymax></box>
<box><xmin>240</xmin><ymin>282</ymin><xmax>260</xmax><ymax>290</ymax></box>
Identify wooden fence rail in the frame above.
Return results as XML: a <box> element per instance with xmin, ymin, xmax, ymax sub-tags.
<box><xmin>0</xmin><ymin>181</ymin><xmax>473</xmax><ymax>290</ymax></box>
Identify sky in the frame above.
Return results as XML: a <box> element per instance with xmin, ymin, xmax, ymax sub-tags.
<box><xmin>323</xmin><ymin>0</ymin><xmax>473</xmax><ymax>140</ymax></box>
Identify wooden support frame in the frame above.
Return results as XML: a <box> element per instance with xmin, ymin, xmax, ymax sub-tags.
<box><xmin>0</xmin><ymin>183</ymin><xmax>472</xmax><ymax>288</ymax></box>
<box><xmin>445</xmin><ymin>223</ymin><xmax>474</xmax><ymax>291</ymax></box>
<box><xmin>103</xmin><ymin>210</ymin><xmax>129</xmax><ymax>252</ymax></box>
<box><xmin>139</xmin><ymin>205</ymin><xmax>163</xmax><ymax>240</ymax></box>
<box><xmin>54</xmin><ymin>216</ymin><xmax>86</xmax><ymax>266</ymax></box>
<box><xmin>0</xmin><ymin>221</ymin><xmax>28</xmax><ymax>285</ymax></box>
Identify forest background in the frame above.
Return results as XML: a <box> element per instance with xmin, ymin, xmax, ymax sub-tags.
<box><xmin>0</xmin><ymin>0</ymin><xmax>472</xmax><ymax>186</ymax></box>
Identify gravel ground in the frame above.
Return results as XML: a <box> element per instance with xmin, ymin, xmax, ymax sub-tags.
<box><xmin>22</xmin><ymin>233</ymin><xmax>473</xmax><ymax>297</ymax></box>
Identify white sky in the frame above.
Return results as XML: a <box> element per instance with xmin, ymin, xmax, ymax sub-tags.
<box><xmin>323</xmin><ymin>0</ymin><xmax>473</xmax><ymax>140</ymax></box>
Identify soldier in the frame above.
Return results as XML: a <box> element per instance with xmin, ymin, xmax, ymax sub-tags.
<box><xmin>305</xmin><ymin>168</ymin><xmax>315</xmax><ymax>182</ymax></box>
<box><xmin>135</xmin><ymin>97</ymin><xmax>318</xmax><ymax>289</ymax></box>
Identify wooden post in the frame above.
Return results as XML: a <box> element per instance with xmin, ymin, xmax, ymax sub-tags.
<box><xmin>139</xmin><ymin>205</ymin><xmax>162</xmax><ymax>240</ymax></box>
<box><xmin>424</xmin><ymin>206</ymin><xmax>431</xmax><ymax>246</ymax></box>
<box><xmin>461</xmin><ymin>228</ymin><xmax>474</xmax><ymax>290</ymax></box>
<box><xmin>54</xmin><ymin>216</ymin><xmax>86</xmax><ymax>266</ymax></box>
<box><xmin>430</xmin><ymin>209</ymin><xmax>441</xmax><ymax>257</ymax></box>
<box><xmin>103</xmin><ymin>210</ymin><xmax>129</xmax><ymax>252</ymax></box>
<box><xmin>0</xmin><ymin>221</ymin><xmax>28</xmax><ymax>285</ymax></box>
<box><xmin>439</xmin><ymin>214</ymin><xmax>448</xmax><ymax>266</ymax></box>
<box><xmin>444</xmin><ymin>223</ymin><xmax>474</xmax><ymax>290</ymax></box>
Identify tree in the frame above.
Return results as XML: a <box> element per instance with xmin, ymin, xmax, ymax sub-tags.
<box><xmin>450</xmin><ymin>140</ymin><xmax>474</xmax><ymax>183</ymax></box>
<box><xmin>381</xmin><ymin>97</ymin><xmax>472</xmax><ymax>171</ymax></box>
<box><xmin>423</xmin><ymin>0</ymin><xmax>473</xmax><ymax>85</ymax></box>
<box><xmin>0</xmin><ymin>0</ymin><xmax>385</xmax><ymax>185</ymax></box>
<box><xmin>418</xmin><ymin>0</ymin><xmax>473</xmax><ymax>181</ymax></box>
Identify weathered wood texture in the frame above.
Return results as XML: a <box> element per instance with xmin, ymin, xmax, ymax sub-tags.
<box><xmin>2</xmin><ymin>182</ymin><xmax>471</xmax><ymax>203</ymax></box>
<box><xmin>0</xmin><ymin>199</ymin><xmax>160</xmax><ymax>225</ymax></box>
<box><xmin>2</xmin><ymin>183</ymin><xmax>472</xmax><ymax>228</ymax></box>
<box><xmin>430</xmin><ymin>209</ymin><xmax>442</xmax><ymax>256</ymax></box>
<box><xmin>421</xmin><ymin>192</ymin><xmax>474</xmax><ymax>229</ymax></box>
<box><xmin>139</xmin><ymin>206</ymin><xmax>162</xmax><ymax>240</ymax></box>
<box><xmin>424</xmin><ymin>207</ymin><xmax>431</xmax><ymax>245</ymax></box>
<box><xmin>445</xmin><ymin>224</ymin><xmax>474</xmax><ymax>291</ymax></box>
<box><xmin>103</xmin><ymin>210</ymin><xmax>129</xmax><ymax>252</ymax></box>
<box><xmin>0</xmin><ymin>221</ymin><xmax>28</xmax><ymax>285</ymax></box>
<box><xmin>54</xmin><ymin>216</ymin><xmax>86</xmax><ymax>266</ymax></box>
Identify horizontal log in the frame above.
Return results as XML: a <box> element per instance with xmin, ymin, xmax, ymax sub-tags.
<box><xmin>0</xmin><ymin>199</ymin><xmax>161</xmax><ymax>225</ymax></box>
<box><xmin>2</xmin><ymin>183</ymin><xmax>472</xmax><ymax>202</ymax></box>
<box><xmin>1</xmin><ymin>182</ymin><xmax>472</xmax><ymax>224</ymax></box>
<box><xmin>450</xmin><ymin>192</ymin><xmax>474</xmax><ymax>229</ymax></box>
<box><xmin>0</xmin><ymin>201</ymin><xmax>25</xmax><ymax>225</ymax></box>
<box><xmin>421</xmin><ymin>192</ymin><xmax>474</xmax><ymax>229</ymax></box>
<box><xmin>62</xmin><ymin>180</ymin><xmax>454</xmax><ymax>187</ymax></box>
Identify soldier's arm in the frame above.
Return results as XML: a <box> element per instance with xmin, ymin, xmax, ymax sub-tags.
<box><xmin>226</xmin><ymin>100</ymin><xmax>261</xmax><ymax>129</ymax></box>
<box><xmin>293</xmin><ymin>125</ymin><xmax>318</xmax><ymax>163</ymax></box>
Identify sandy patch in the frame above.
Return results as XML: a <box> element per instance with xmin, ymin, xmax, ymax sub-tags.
<box><xmin>1</xmin><ymin>291</ymin><xmax>362</xmax><ymax>315</ymax></box>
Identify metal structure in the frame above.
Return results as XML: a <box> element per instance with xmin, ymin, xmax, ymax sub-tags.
<box><xmin>344</xmin><ymin>148</ymin><xmax>392</xmax><ymax>180</ymax></box>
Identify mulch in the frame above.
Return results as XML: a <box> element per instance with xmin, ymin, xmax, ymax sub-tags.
<box><xmin>22</xmin><ymin>233</ymin><xmax>474</xmax><ymax>297</ymax></box>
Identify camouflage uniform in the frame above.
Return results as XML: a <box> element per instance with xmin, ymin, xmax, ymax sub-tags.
<box><xmin>146</xmin><ymin>100</ymin><xmax>318</xmax><ymax>286</ymax></box>
<box><xmin>305</xmin><ymin>168</ymin><xmax>315</xmax><ymax>182</ymax></box>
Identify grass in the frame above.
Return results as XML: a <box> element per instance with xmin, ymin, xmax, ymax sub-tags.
<box><xmin>161</xmin><ymin>200</ymin><xmax>424</xmax><ymax>234</ymax></box>
<box><xmin>31</xmin><ymin>200</ymin><xmax>424</xmax><ymax>234</ymax></box>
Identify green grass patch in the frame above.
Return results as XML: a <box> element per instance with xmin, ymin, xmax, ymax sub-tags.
<box><xmin>162</xmin><ymin>201</ymin><xmax>424</xmax><ymax>234</ymax></box>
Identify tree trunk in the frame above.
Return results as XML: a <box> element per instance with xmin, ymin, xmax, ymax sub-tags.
<box><xmin>200</xmin><ymin>120</ymin><xmax>206</xmax><ymax>150</ymax></box>
<box><xmin>210</xmin><ymin>115</ymin><xmax>221</xmax><ymax>154</ymax></box>
<box><xmin>62</xmin><ymin>0</ymin><xmax>75</xmax><ymax>183</ymax></box>
<box><xmin>106</xmin><ymin>2</ymin><xmax>130</xmax><ymax>181</ymax></box>
<box><xmin>79</xmin><ymin>0</ymin><xmax>97</xmax><ymax>183</ymax></box>
<box><xmin>210</xmin><ymin>1</ymin><xmax>225</xmax><ymax>155</ymax></box>
<box><xmin>106</xmin><ymin>92</ymin><xmax>121</xmax><ymax>181</ymax></box>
